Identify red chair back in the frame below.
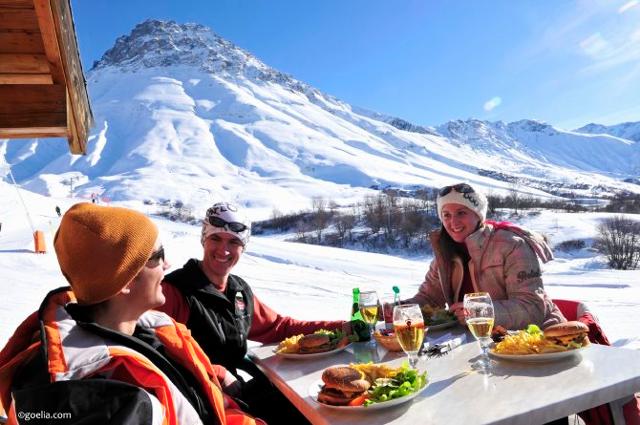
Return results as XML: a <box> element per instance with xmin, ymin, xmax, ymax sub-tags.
<box><xmin>552</xmin><ymin>299</ymin><xmax>639</xmax><ymax>425</ymax></box>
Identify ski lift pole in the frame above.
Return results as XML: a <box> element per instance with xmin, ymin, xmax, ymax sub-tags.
<box><xmin>7</xmin><ymin>167</ymin><xmax>36</xmax><ymax>233</ymax></box>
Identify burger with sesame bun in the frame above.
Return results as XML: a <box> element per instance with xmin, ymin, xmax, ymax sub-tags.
<box><xmin>317</xmin><ymin>366</ymin><xmax>371</xmax><ymax>406</ymax></box>
<box><xmin>543</xmin><ymin>321</ymin><xmax>590</xmax><ymax>349</ymax></box>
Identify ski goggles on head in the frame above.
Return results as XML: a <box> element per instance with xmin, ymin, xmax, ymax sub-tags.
<box><xmin>208</xmin><ymin>216</ymin><xmax>249</xmax><ymax>233</ymax></box>
<box><xmin>439</xmin><ymin>183</ymin><xmax>475</xmax><ymax>197</ymax></box>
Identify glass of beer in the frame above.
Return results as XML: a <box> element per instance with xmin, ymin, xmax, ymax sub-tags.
<box><xmin>359</xmin><ymin>291</ymin><xmax>380</xmax><ymax>346</ymax></box>
<box><xmin>392</xmin><ymin>304</ymin><xmax>425</xmax><ymax>368</ymax></box>
<box><xmin>463</xmin><ymin>292</ymin><xmax>495</xmax><ymax>371</ymax></box>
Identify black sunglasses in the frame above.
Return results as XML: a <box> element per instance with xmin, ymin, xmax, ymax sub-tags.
<box><xmin>439</xmin><ymin>183</ymin><xmax>475</xmax><ymax>197</ymax></box>
<box><xmin>147</xmin><ymin>246</ymin><xmax>165</xmax><ymax>266</ymax></box>
<box><xmin>208</xmin><ymin>216</ymin><xmax>248</xmax><ymax>233</ymax></box>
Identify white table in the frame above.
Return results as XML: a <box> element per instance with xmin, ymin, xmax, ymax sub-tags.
<box><xmin>249</xmin><ymin>331</ymin><xmax>640</xmax><ymax>424</ymax></box>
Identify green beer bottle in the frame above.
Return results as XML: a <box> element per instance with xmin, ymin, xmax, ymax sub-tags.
<box><xmin>350</xmin><ymin>288</ymin><xmax>363</xmax><ymax>321</ymax></box>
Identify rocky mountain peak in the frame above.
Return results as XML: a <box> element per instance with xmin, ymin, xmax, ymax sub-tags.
<box><xmin>92</xmin><ymin>20</ymin><xmax>217</xmax><ymax>69</ymax></box>
<box><xmin>90</xmin><ymin>19</ymin><xmax>311</xmax><ymax>93</ymax></box>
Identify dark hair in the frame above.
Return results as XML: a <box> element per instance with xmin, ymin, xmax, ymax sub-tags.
<box><xmin>438</xmin><ymin>224</ymin><xmax>458</xmax><ymax>264</ymax></box>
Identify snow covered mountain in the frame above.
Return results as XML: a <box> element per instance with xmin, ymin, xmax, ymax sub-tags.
<box><xmin>574</xmin><ymin>122</ymin><xmax>640</xmax><ymax>143</ymax></box>
<box><xmin>1</xmin><ymin>20</ymin><xmax>639</xmax><ymax>218</ymax></box>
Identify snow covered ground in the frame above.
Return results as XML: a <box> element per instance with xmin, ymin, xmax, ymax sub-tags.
<box><xmin>1</xmin><ymin>181</ymin><xmax>639</xmax><ymax>351</ymax></box>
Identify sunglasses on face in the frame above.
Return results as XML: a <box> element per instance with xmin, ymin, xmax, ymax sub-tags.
<box><xmin>439</xmin><ymin>183</ymin><xmax>475</xmax><ymax>197</ymax></box>
<box><xmin>147</xmin><ymin>246</ymin><xmax>165</xmax><ymax>267</ymax></box>
<box><xmin>207</xmin><ymin>216</ymin><xmax>248</xmax><ymax>233</ymax></box>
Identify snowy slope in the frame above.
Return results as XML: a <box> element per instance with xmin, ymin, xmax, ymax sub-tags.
<box><xmin>1</xmin><ymin>19</ymin><xmax>639</xmax><ymax>221</ymax></box>
<box><xmin>575</xmin><ymin>121</ymin><xmax>640</xmax><ymax>143</ymax></box>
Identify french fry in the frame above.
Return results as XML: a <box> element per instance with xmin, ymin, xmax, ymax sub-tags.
<box><xmin>350</xmin><ymin>362</ymin><xmax>400</xmax><ymax>382</ymax></box>
<box><xmin>276</xmin><ymin>334</ymin><xmax>304</xmax><ymax>353</ymax></box>
<box><xmin>494</xmin><ymin>330</ymin><xmax>568</xmax><ymax>355</ymax></box>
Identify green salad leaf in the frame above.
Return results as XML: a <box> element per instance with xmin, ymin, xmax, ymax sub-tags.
<box><xmin>313</xmin><ymin>328</ymin><xmax>356</xmax><ymax>344</ymax></box>
<box><xmin>526</xmin><ymin>324</ymin><xmax>542</xmax><ymax>335</ymax></box>
<box><xmin>364</xmin><ymin>362</ymin><xmax>428</xmax><ymax>406</ymax></box>
<box><xmin>423</xmin><ymin>308</ymin><xmax>456</xmax><ymax>326</ymax></box>
<box><xmin>314</xmin><ymin>328</ymin><xmax>342</xmax><ymax>340</ymax></box>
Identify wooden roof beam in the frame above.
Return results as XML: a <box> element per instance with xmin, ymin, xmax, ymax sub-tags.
<box><xmin>0</xmin><ymin>84</ymin><xmax>66</xmax><ymax>138</ymax></box>
<box><xmin>0</xmin><ymin>53</ymin><xmax>49</xmax><ymax>73</ymax></box>
<box><xmin>0</xmin><ymin>126</ymin><xmax>67</xmax><ymax>139</ymax></box>
<box><xmin>0</xmin><ymin>73</ymin><xmax>53</xmax><ymax>84</ymax></box>
<box><xmin>32</xmin><ymin>0</ymin><xmax>93</xmax><ymax>154</ymax></box>
<box><xmin>0</xmin><ymin>9</ymin><xmax>39</xmax><ymax>31</ymax></box>
<box><xmin>0</xmin><ymin>30</ymin><xmax>45</xmax><ymax>54</ymax></box>
<box><xmin>32</xmin><ymin>0</ymin><xmax>64</xmax><ymax>83</ymax></box>
<box><xmin>0</xmin><ymin>1</ymin><xmax>34</xmax><ymax>9</ymax></box>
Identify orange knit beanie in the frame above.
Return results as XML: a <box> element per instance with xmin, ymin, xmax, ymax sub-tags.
<box><xmin>54</xmin><ymin>203</ymin><xmax>158</xmax><ymax>305</ymax></box>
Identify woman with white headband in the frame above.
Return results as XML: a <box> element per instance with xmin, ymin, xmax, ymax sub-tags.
<box><xmin>404</xmin><ymin>183</ymin><xmax>566</xmax><ymax>330</ymax></box>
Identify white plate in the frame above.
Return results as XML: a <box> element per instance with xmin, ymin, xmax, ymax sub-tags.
<box><xmin>489</xmin><ymin>345</ymin><xmax>588</xmax><ymax>363</ymax></box>
<box><xmin>274</xmin><ymin>343</ymin><xmax>351</xmax><ymax>359</ymax></box>
<box><xmin>308</xmin><ymin>379</ymin><xmax>429</xmax><ymax>411</ymax></box>
<box><xmin>427</xmin><ymin>320</ymin><xmax>458</xmax><ymax>331</ymax></box>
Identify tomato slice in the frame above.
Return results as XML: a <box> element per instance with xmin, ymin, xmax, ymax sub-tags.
<box><xmin>348</xmin><ymin>394</ymin><xmax>368</xmax><ymax>406</ymax></box>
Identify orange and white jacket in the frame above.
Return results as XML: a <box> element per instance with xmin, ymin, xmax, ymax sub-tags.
<box><xmin>0</xmin><ymin>287</ymin><xmax>265</xmax><ymax>425</ymax></box>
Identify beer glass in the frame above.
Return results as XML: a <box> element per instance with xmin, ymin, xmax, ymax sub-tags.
<box><xmin>463</xmin><ymin>292</ymin><xmax>495</xmax><ymax>371</ymax></box>
<box><xmin>392</xmin><ymin>304</ymin><xmax>425</xmax><ymax>368</ymax></box>
<box><xmin>359</xmin><ymin>291</ymin><xmax>379</xmax><ymax>346</ymax></box>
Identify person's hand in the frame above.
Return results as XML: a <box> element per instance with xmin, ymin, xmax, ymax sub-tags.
<box><xmin>221</xmin><ymin>370</ymin><xmax>243</xmax><ymax>398</ymax></box>
<box><xmin>449</xmin><ymin>302</ymin><xmax>467</xmax><ymax>325</ymax></box>
<box><xmin>224</xmin><ymin>379</ymin><xmax>243</xmax><ymax>399</ymax></box>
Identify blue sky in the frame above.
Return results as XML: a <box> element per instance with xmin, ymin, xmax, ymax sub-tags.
<box><xmin>71</xmin><ymin>0</ymin><xmax>640</xmax><ymax>130</ymax></box>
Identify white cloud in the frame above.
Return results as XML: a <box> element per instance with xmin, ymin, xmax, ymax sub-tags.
<box><xmin>580</xmin><ymin>32</ymin><xmax>609</xmax><ymax>57</ymax></box>
<box><xmin>516</xmin><ymin>1</ymin><xmax>609</xmax><ymax>62</ymax></box>
<box><xmin>618</xmin><ymin>0</ymin><xmax>638</xmax><ymax>14</ymax></box>
<box><xmin>483</xmin><ymin>96</ymin><xmax>502</xmax><ymax>112</ymax></box>
<box><xmin>580</xmin><ymin>31</ymin><xmax>640</xmax><ymax>74</ymax></box>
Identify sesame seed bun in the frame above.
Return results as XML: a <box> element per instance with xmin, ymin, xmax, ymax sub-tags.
<box><xmin>543</xmin><ymin>321</ymin><xmax>588</xmax><ymax>338</ymax></box>
<box><xmin>317</xmin><ymin>366</ymin><xmax>370</xmax><ymax>406</ymax></box>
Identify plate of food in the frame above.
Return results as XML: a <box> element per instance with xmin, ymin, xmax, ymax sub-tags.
<box><xmin>421</xmin><ymin>305</ymin><xmax>458</xmax><ymax>331</ymax></box>
<box><xmin>489</xmin><ymin>321</ymin><xmax>590</xmax><ymax>363</ymax></box>
<box><xmin>274</xmin><ymin>329</ymin><xmax>352</xmax><ymax>359</ymax></box>
<box><xmin>309</xmin><ymin>362</ymin><xmax>428</xmax><ymax>410</ymax></box>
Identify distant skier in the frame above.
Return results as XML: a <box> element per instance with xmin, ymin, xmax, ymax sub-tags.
<box><xmin>55</xmin><ymin>206</ymin><xmax>61</xmax><ymax>217</ymax></box>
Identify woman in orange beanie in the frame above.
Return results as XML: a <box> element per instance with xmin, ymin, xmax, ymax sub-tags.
<box><xmin>0</xmin><ymin>203</ymin><xmax>265</xmax><ymax>425</ymax></box>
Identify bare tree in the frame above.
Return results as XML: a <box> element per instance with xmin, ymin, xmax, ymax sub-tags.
<box><xmin>415</xmin><ymin>188</ymin><xmax>436</xmax><ymax>217</ymax></box>
<box><xmin>382</xmin><ymin>193</ymin><xmax>399</xmax><ymax>239</ymax></box>
<box><xmin>311</xmin><ymin>196</ymin><xmax>330</xmax><ymax>243</ymax></box>
<box><xmin>595</xmin><ymin>216</ymin><xmax>640</xmax><ymax>270</ymax></box>
<box><xmin>335</xmin><ymin>214</ymin><xmax>356</xmax><ymax>246</ymax></box>
<box><xmin>399</xmin><ymin>200</ymin><xmax>424</xmax><ymax>248</ymax></box>
<box><xmin>295</xmin><ymin>220</ymin><xmax>311</xmax><ymax>242</ymax></box>
<box><xmin>508</xmin><ymin>178</ymin><xmax>522</xmax><ymax>215</ymax></box>
<box><xmin>363</xmin><ymin>195</ymin><xmax>383</xmax><ymax>233</ymax></box>
<box><xmin>328</xmin><ymin>199</ymin><xmax>339</xmax><ymax>214</ymax></box>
